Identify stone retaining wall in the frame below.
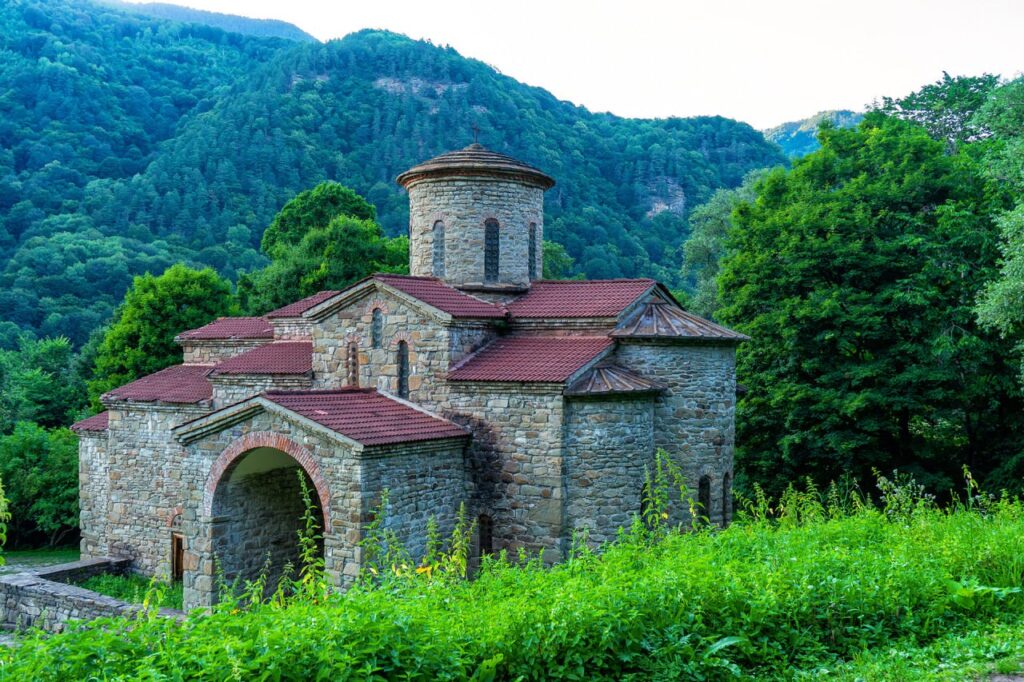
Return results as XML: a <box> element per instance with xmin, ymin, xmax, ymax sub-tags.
<box><xmin>0</xmin><ymin>558</ymin><xmax>183</xmax><ymax>634</ymax></box>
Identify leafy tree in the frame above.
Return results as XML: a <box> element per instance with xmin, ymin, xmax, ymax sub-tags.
<box><xmin>240</xmin><ymin>216</ymin><xmax>408</xmax><ymax>314</ymax></box>
<box><xmin>260</xmin><ymin>181</ymin><xmax>377</xmax><ymax>257</ymax></box>
<box><xmin>0</xmin><ymin>423</ymin><xmax>78</xmax><ymax>548</ymax></box>
<box><xmin>89</xmin><ymin>264</ymin><xmax>236</xmax><ymax>405</ymax></box>
<box><xmin>542</xmin><ymin>241</ymin><xmax>577</xmax><ymax>279</ymax></box>
<box><xmin>681</xmin><ymin>168</ymin><xmax>769</xmax><ymax>318</ymax></box>
<box><xmin>718</xmin><ymin>113</ymin><xmax>1020</xmax><ymax>496</ymax></box>
<box><xmin>878</xmin><ymin>72</ymin><xmax>1000</xmax><ymax>151</ymax></box>
<box><xmin>0</xmin><ymin>337</ymin><xmax>86</xmax><ymax>433</ymax></box>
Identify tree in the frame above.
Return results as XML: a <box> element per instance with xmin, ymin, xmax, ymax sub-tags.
<box><xmin>89</xmin><ymin>264</ymin><xmax>236</xmax><ymax>405</ymax></box>
<box><xmin>542</xmin><ymin>241</ymin><xmax>577</xmax><ymax>279</ymax></box>
<box><xmin>240</xmin><ymin>216</ymin><xmax>408</xmax><ymax>314</ymax></box>
<box><xmin>878</xmin><ymin>72</ymin><xmax>1000</xmax><ymax>152</ymax></box>
<box><xmin>717</xmin><ymin>113</ymin><xmax>1020</xmax><ymax>496</ymax></box>
<box><xmin>681</xmin><ymin>168</ymin><xmax>769</xmax><ymax>319</ymax></box>
<box><xmin>260</xmin><ymin>181</ymin><xmax>377</xmax><ymax>257</ymax></box>
<box><xmin>0</xmin><ymin>423</ymin><xmax>78</xmax><ymax>548</ymax></box>
<box><xmin>0</xmin><ymin>336</ymin><xmax>86</xmax><ymax>433</ymax></box>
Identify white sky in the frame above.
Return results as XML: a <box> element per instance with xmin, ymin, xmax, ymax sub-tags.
<box><xmin>122</xmin><ymin>0</ymin><xmax>1023</xmax><ymax>129</ymax></box>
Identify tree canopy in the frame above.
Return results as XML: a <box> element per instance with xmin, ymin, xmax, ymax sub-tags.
<box><xmin>88</xmin><ymin>264</ymin><xmax>236</xmax><ymax>406</ymax></box>
<box><xmin>717</xmin><ymin>112</ymin><xmax>1022</xmax><ymax>496</ymax></box>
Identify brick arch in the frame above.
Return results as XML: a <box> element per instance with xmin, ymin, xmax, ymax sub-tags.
<box><xmin>202</xmin><ymin>431</ymin><xmax>331</xmax><ymax>526</ymax></box>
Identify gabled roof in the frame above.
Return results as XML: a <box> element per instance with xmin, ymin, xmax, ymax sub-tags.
<box><xmin>611</xmin><ymin>301</ymin><xmax>748</xmax><ymax>342</ymax></box>
<box><xmin>177</xmin><ymin>317</ymin><xmax>273</xmax><ymax>341</ymax></box>
<box><xmin>448</xmin><ymin>336</ymin><xmax>613</xmax><ymax>382</ymax></box>
<box><xmin>565</xmin><ymin>363</ymin><xmax>665</xmax><ymax>397</ymax></box>
<box><xmin>396</xmin><ymin>143</ymin><xmax>555</xmax><ymax>190</ymax></box>
<box><xmin>211</xmin><ymin>342</ymin><xmax>312</xmax><ymax>376</ymax></box>
<box><xmin>264</xmin><ymin>390</ymin><xmax>469</xmax><ymax>446</ymax></box>
<box><xmin>71</xmin><ymin>411</ymin><xmax>109</xmax><ymax>433</ymax></box>
<box><xmin>506</xmin><ymin>279</ymin><xmax>656</xmax><ymax>319</ymax></box>
<box><xmin>374</xmin><ymin>275</ymin><xmax>505</xmax><ymax>318</ymax></box>
<box><xmin>104</xmin><ymin>364</ymin><xmax>213</xmax><ymax>404</ymax></box>
<box><xmin>265</xmin><ymin>290</ymin><xmax>340</xmax><ymax>319</ymax></box>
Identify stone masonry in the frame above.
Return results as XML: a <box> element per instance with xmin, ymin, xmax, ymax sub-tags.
<box><xmin>72</xmin><ymin>142</ymin><xmax>745</xmax><ymax>616</ymax></box>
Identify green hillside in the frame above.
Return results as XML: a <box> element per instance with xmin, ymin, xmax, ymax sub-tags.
<box><xmin>764</xmin><ymin>109</ymin><xmax>863</xmax><ymax>158</ymax></box>
<box><xmin>104</xmin><ymin>1</ymin><xmax>318</xmax><ymax>42</ymax></box>
<box><xmin>0</xmin><ymin>0</ymin><xmax>785</xmax><ymax>346</ymax></box>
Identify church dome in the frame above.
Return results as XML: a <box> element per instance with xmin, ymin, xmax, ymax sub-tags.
<box><xmin>396</xmin><ymin>143</ymin><xmax>555</xmax><ymax>189</ymax></box>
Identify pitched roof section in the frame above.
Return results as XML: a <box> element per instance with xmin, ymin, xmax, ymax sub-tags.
<box><xmin>211</xmin><ymin>342</ymin><xmax>312</xmax><ymax>376</ymax></box>
<box><xmin>71</xmin><ymin>411</ymin><xmax>109</xmax><ymax>433</ymax></box>
<box><xmin>374</xmin><ymin>275</ymin><xmax>505</xmax><ymax>318</ymax></box>
<box><xmin>506</xmin><ymin>280</ymin><xmax>656</xmax><ymax>319</ymax></box>
<box><xmin>177</xmin><ymin>317</ymin><xmax>273</xmax><ymax>341</ymax></box>
<box><xmin>265</xmin><ymin>290</ymin><xmax>340</xmax><ymax>319</ymax></box>
<box><xmin>263</xmin><ymin>389</ymin><xmax>469</xmax><ymax>446</ymax></box>
<box><xmin>104</xmin><ymin>364</ymin><xmax>213</xmax><ymax>404</ymax></box>
<box><xmin>611</xmin><ymin>301</ymin><xmax>748</xmax><ymax>342</ymax></box>
<box><xmin>565</xmin><ymin>363</ymin><xmax>665</xmax><ymax>397</ymax></box>
<box><xmin>449</xmin><ymin>336</ymin><xmax>613</xmax><ymax>383</ymax></box>
<box><xmin>396</xmin><ymin>143</ymin><xmax>555</xmax><ymax>189</ymax></box>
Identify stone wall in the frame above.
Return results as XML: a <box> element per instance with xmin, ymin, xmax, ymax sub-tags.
<box><xmin>310</xmin><ymin>289</ymin><xmax>492</xmax><ymax>408</ymax></box>
<box><xmin>360</xmin><ymin>440</ymin><xmax>468</xmax><ymax>561</ymax></box>
<box><xmin>0</xmin><ymin>558</ymin><xmax>183</xmax><ymax>634</ymax></box>
<box><xmin>272</xmin><ymin>319</ymin><xmax>313</xmax><ymax>340</ymax></box>
<box><xmin>210</xmin><ymin>374</ymin><xmax>312</xmax><ymax>408</ymax></box>
<box><xmin>87</xmin><ymin>403</ymin><xmax>210</xmax><ymax>576</ymax></box>
<box><xmin>564</xmin><ymin>396</ymin><xmax>655</xmax><ymax>544</ymax></box>
<box><xmin>407</xmin><ymin>178</ymin><xmax>544</xmax><ymax>288</ymax></box>
<box><xmin>615</xmin><ymin>341</ymin><xmax>737</xmax><ymax>525</ymax></box>
<box><xmin>211</xmin><ymin>465</ymin><xmax>316</xmax><ymax>589</ymax></box>
<box><xmin>78</xmin><ymin>430</ymin><xmax>110</xmax><ymax>559</ymax></box>
<box><xmin>439</xmin><ymin>383</ymin><xmax>566</xmax><ymax>560</ymax></box>
<box><xmin>181</xmin><ymin>339</ymin><xmax>268</xmax><ymax>364</ymax></box>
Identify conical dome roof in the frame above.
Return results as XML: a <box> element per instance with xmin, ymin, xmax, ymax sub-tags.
<box><xmin>396</xmin><ymin>143</ymin><xmax>555</xmax><ymax>189</ymax></box>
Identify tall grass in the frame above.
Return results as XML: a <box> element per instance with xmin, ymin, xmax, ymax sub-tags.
<box><xmin>2</xmin><ymin>464</ymin><xmax>1023</xmax><ymax>680</ymax></box>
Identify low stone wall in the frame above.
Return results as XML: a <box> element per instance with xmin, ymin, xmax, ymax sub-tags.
<box><xmin>0</xmin><ymin>557</ymin><xmax>184</xmax><ymax>634</ymax></box>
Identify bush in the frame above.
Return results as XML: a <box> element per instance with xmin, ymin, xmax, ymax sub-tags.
<box><xmin>3</xmin><ymin>476</ymin><xmax>1024</xmax><ymax>679</ymax></box>
<box><xmin>76</xmin><ymin>574</ymin><xmax>183</xmax><ymax>611</ymax></box>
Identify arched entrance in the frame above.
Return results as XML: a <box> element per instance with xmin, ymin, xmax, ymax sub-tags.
<box><xmin>202</xmin><ymin>434</ymin><xmax>331</xmax><ymax>600</ymax></box>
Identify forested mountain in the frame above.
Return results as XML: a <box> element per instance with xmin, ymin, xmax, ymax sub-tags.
<box><xmin>0</xmin><ymin>0</ymin><xmax>785</xmax><ymax>346</ymax></box>
<box><xmin>104</xmin><ymin>1</ymin><xmax>318</xmax><ymax>42</ymax></box>
<box><xmin>764</xmin><ymin>110</ymin><xmax>863</xmax><ymax>158</ymax></box>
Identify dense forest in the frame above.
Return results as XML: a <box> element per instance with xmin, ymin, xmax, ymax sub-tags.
<box><xmin>0</xmin><ymin>0</ymin><xmax>785</xmax><ymax>347</ymax></box>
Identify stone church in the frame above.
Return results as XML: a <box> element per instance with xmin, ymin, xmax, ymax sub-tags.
<box><xmin>72</xmin><ymin>144</ymin><xmax>745</xmax><ymax>610</ymax></box>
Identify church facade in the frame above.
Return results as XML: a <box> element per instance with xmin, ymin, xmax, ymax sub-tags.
<box><xmin>72</xmin><ymin>144</ymin><xmax>745</xmax><ymax>610</ymax></box>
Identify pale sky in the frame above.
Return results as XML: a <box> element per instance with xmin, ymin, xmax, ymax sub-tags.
<box><xmin>122</xmin><ymin>0</ymin><xmax>1023</xmax><ymax>129</ymax></box>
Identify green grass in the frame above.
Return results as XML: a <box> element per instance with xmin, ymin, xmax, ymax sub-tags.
<box><xmin>75</xmin><ymin>573</ymin><xmax>184</xmax><ymax>611</ymax></box>
<box><xmin>2</xmin><ymin>485</ymin><xmax>1024</xmax><ymax>680</ymax></box>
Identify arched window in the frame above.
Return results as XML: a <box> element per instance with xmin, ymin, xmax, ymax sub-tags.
<box><xmin>371</xmin><ymin>308</ymin><xmax>383</xmax><ymax>349</ymax></box>
<box><xmin>432</xmin><ymin>220</ymin><xmax>445</xmax><ymax>277</ymax></box>
<box><xmin>484</xmin><ymin>219</ymin><xmax>500</xmax><ymax>282</ymax></box>
<box><xmin>478</xmin><ymin>514</ymin><xmax>493</xmax><ymax>557</ymax></box>
<box><xmin>722</xmin><ymin>472</ymin><xmax>732</xmax><ymax>527</ymax></box>
<box><xmin>346</xmin><ymin>340</ymin><xmax>359</xmax><ymax>387</ymax></box>
<box><xmin>397</xmin><ymin>340</ymin><xmax>409</xmax><ymax>399</ymax></box>
<box><xmin>697</xmin><ymin>475</ymin><xmax>712</xmax><ymax>526</ymax></box>
<box><xmin>528</xmin><ymin>222</ymin><xmax>537</xmax><ymax>280</ymax></box>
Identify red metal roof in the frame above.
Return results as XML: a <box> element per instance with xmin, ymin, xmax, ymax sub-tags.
<box><xmin>375</xmin><ymin>275</ymin><xmax>505</xmax><ymax>318</ymax></box>
<box><xmin>448</xmin><ymin>336</ymin><xmax>613</xmax><ymax>382</ymax></box>
<box><xmin>506</xmin><ymin>280</ymin><xmax>655</xmax><ymax>319</ymax></box>
<box><xmin>178</xmin><ymin>317</ymin><xmax>273</xmax><ymax>340</ymax></box>
<box><xmin>265</xmin><ymin>290</ymin><xmax>340</xmax><ymax>318</ymax></box>
<box><xmin>611</xmin><ymin>301</ymin><xmax>748</xmax><ymax>341</ymax></box>
<box><xmin>104</xmin><ymin>364</ymin><xmax>213</xmax><ymax>404</ymax></box>
<box><xmin>264</xmin><ymin>389</ymin><xmax>469</xmax><ymax>446</ymax></box>
<box><xmin>71</xmin><ymin>411</ymin><xmax>109</xmax><ymax>433</ymax></box>
<box><xmin>212</xmin><ymin>342</ymin><xmax>312</xmax><ymax>375</ymax></box>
